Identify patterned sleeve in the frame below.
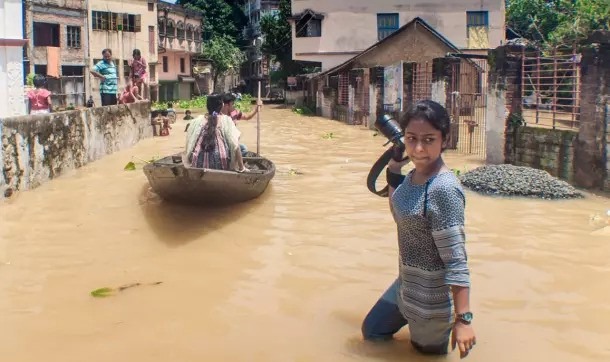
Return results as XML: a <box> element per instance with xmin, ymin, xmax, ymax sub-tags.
<box><xmin>428</xmin><ymin>179</ymin><xmax>470</xmax><ymax>287</ymax></box>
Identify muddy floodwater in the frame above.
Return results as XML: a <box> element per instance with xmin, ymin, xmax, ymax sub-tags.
<box><xmin>1</xmin><ymin>106</ymin><xmax>609</xmax><ymax>362</ymax></box>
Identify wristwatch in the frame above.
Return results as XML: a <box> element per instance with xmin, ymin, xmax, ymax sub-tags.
<box><xmin>456</xmin><ymin>312</ymin><xmax>473</xmax><ymax>325</ymax></box>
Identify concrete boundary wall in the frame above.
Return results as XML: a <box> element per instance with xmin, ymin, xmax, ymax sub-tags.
<box><xmin>0</xmin><ymin>102</ymin><xmax>153</xmax><ymax>195</ymax></box>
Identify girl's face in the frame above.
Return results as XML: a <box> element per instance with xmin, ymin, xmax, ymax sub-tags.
<box><xmin>404</xmin><ymin>118</ymin><xmax>446</xmax><ymax>169</ymax></box>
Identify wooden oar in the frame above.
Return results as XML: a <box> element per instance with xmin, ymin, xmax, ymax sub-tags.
<box><xmin>256</xmin><ymin>81</ymin><xmax>261</xmax><ymax>155</ymax></box>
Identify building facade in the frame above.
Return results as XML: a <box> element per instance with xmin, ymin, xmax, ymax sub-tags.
<box><xmin>24</xmin><ymin>0</ymin><xmax>88</xmax><ymax>108</ymax></box>
<box><xmin>289</xmin><ymin>0</ymin><xmax>505</xmax><ymax>70</ymax></box>
<box><xmin>241</xmin><ymin>0</ymin><xmax>279</xmax><ymax>95</ymax></box>
<box><xmin>157</xmin><ymin>0</ymin><xmax>204</xmax><ymax>101</ymax></box>
<box><xmin>87</xmin><ymin>0</ymin><xmax>159</xmax><ymax>104</ymax></box>
<box><xmin>0</xmin><ymin>0</ymin><xmax>27</xmax><ymax>117</ymax></box>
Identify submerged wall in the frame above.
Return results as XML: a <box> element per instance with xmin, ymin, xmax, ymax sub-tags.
<box><xmin>0</xmin><ymin>102</ymin><xmax>152</xmax><ymax>195</ymax></box>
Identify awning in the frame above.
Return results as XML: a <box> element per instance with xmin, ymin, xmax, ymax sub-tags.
<box><xmin>179</xmin><ymin>76</ymin><xmax>195</xmax><ymax>83</ymax></box>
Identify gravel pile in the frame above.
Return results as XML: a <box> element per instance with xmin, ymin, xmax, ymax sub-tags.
<box><xmin>459</xmin><ymin>164</ymin><xmax>584</xmax><ymax>199</ymax></box>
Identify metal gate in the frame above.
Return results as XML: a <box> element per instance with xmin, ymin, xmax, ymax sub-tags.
<box><xmin>447</xmin><ymin>58</ymin><xmax>488</xmax><ymax>159</ymax></box>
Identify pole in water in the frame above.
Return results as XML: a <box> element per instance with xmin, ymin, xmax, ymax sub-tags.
<box><xmin>257</xmin><ymin>81</ymin><xmax>261</xmax><ymax>155</ymax></box>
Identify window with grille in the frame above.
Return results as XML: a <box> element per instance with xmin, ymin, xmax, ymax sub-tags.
<box><xmin>162</xmin><ymin>56</ymin><xmax>168</xmax><ymax>73</ymax></box>
<box><xmin>466</xmin><ymin>11</ymin><xmax>489</xmax><ymax>48</ymax></box>
<box><xmin>296</xmin><ymin>15</ymin><xmax>321</xmax><ymax>38</ymax></box>
<box><xmin>91</xmin><ymin>11</ymin><xmax>141</xmax><ymax>32</ymax></box>
<box><xmin>377</xmin><ymin>13</ymin><xmax>399</xmax><ymax>41</ymax></box>
<box><xmin>67</xmin><ymin>26</ymin><xmax>81</xmax><ymax>48</ymax></box>
<box><xmin>177</xmin><ymin>22</ymin><xmax>185</xmax><ymax>40</ymax></box>
<box><xmin>92</xmin><ymin>11</ymin><xmax>109</xmax><ymax>30</ymax></box>
<box><xmin>180</xmin><ymin>58</ymin><xmax>185</xmax><ymax>73</ymax></box>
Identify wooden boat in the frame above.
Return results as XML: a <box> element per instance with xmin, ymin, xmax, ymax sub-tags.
<box><xmin>143</xmin><ymin>152</ymin><xmax>275</xmax><ymax>205</ymax></box>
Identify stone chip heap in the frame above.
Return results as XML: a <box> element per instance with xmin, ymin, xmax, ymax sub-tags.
<box><xmin>458</xmin><ymin>164</ymin><xmax>584</xmax><ymax>199</ymax></box>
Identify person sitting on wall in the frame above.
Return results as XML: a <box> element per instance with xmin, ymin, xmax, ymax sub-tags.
<box><xmin>129</xmin><ymin>49</ymin><xmax>148</xmax><ymax>99</ymax></box>
<box><xmin>184</xmin><ymin>94</ymin><xmax>248</xmax><ymax>172</ymax></box>
<box><xmin>90</xmin><ymin>48</ymin><xmax>118</xmax><ymax>106</ymax></box>
<box><xmin>27</xmin><ymin>74</ymin><xmax>53</xmax><ymax>115</ymax></box>
<box><xmin>118</xmin><ymin>76</ymin><xmax>142</xmax><ymax>104</ymax></box>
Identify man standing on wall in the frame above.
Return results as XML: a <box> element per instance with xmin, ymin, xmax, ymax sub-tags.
<box><xmin>90</xmin><ymin>49</ymin><xmax>118</xmax><ymax>106</ymax></box>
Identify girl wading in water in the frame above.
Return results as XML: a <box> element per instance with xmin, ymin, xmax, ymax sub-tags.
<box><xmin>362</xmin><ymin>100</ymin><xmax>476</xmax><ymax>358</ymax></box>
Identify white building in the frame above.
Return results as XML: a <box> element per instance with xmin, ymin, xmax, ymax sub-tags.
<box><xmin>0</xmin><ymin>0</ymin><xmax>27</xmax><ymax>117</ymax></box>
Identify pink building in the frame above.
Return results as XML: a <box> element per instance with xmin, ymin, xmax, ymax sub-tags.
<box><xmin>157</xmin><ymin>1</ymin><xmax>204</xmax><ymax>101</ymax></box>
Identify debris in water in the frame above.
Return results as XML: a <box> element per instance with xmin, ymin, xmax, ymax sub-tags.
<box><xmin>458</xmin><ymin>164</ymin><xmax>584</xmax><ymax>199</ymax></box>
<box><xmin>124</xmin><ymin>161</ymin><xmax>137</xmax><ymax>171</ymax></box>
<box><xmin>90</xmin><ymin>281</ymin><xmax>163</xmax><ymax>298</ymax></box>
<box><xmin>322</xmin><ymin>132</ymin><xmax>335</xmax><ymax>139</ymax></box>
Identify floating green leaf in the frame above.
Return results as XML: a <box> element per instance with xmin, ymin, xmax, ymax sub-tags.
<box><xmin>288</xmin><ymin>168</ymin><xmax>303</xmax><ymax>176</ymax></box>
<box><xmin>322</xmin><ymin>132</ymin><xmax>335</xmax><ymax>139</ymax></box>
<box><xmin>124</xmin><ymin>161</ymin><xmax>136</xmax><ymax>171</ymax></box>
<box><xmin>91</xmin><ymin>287</ymin><xmax>115</xmax><ymax>298</ymax></box>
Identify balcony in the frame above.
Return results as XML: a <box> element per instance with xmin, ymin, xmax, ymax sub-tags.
<box><xmin>159</xmin><ymin>35</ymin><xmax>201</xmax><ymax>54</ymax></box>
<box><xmin>30</xmin><ymin>0</ymin><xmax>85</xmax><ymax>10</ymax></box>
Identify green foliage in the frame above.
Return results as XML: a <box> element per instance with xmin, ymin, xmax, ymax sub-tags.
<box><xmin>507</xmin><ymin>0</ymin><xmax>610</xmax><ymax>47</ymax></box>
<box><xmin>260</xmin><ymin>0</ymin><xmax>292</xmax><ymax>65</ymax></box>
<box><xmin>178</xmin><ymin>0</ymin><xmax>246</xmax><ymax>42</ymax></box>
<box><xmin>201</xmin><ymin>35</ymin><xmax>246</xmax><ymax>84</ymax></box>
<box><xmin>91</xmin><ymin>287</ymin><xmax>115</xmax><ymax>298</ymax></box>
<box><xmin>292</xmin><ymin>105</ymin><xmax>314</xmax><ymax>115</ymax></box>
<box><xmin>26</xmin><ymin>73</ymin><xmax>35</xmax><ymax>87</ymax></box>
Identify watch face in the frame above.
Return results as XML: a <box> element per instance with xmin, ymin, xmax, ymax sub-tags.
<box><xmin>461</xmin><ymin>312</ymin><xmax>473</xmax><ymax>322</ymax></box>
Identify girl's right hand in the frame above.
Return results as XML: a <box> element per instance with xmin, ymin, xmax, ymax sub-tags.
<box><xmin>387</xmin><ymin>150</ymin><xmax>410</xmax><ymax>173</ymax></box>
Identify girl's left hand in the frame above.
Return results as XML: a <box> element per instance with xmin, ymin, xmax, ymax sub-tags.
<box><xmin>451</xmin><ymin>323</ymin><xmax>476</xmax><ymax>359</ymax></box>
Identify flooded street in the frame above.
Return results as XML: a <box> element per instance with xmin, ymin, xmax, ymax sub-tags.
<box><xmin>1</xmin><ymin>106</ymin><xmax>609</xmax><ymax>362</ymax></box>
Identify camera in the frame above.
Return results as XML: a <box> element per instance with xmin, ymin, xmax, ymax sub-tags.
<box><xmin>374</xmin><ymin>114</ymin><xmax>406</xmax><ymax>162</ymax></box>
<box><xmin>366</xmin><ymin>114</ymin><xmax>410</xmax><ymax>197</ymax></box>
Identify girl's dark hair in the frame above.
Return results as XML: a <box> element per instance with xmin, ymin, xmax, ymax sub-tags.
<box><xmin>33</xmin><ymin>74</ymin><xmax>47</xmax><ymax>88</ymax></box>
<box><xmin>221</xmin><ymin>92</ymin><xmax>236</xmax><ymax>104</ymax></box>
<box><xmin>202</xmin><ymin>94</ymin><xmax>223</xmax><ymax>151</ymax></box>
<box><xmin>102</xmin><ymin>48</ymin><xmax>112</xmax><ymax>55</ymax></box>
<box><xmin>400</xmin><ymin>100</ymin><xmax>451</xmax><ymax>139</ymax></box>
<box><xmin>133</xmin><ymin>49</ymin><xmax>141</xmax><ymax>57</ymax></box>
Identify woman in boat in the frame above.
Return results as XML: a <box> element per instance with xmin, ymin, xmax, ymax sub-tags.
<box><xmin>184</xmin><ymin>94</ymin><xmax>248</xmax><ymax>172</ymax></box>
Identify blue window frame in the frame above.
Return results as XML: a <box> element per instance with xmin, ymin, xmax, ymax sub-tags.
<box><xmin>377</xmin><ymin>13</ymin><xmax>399</xmax><ymax>41</ymax></box>
<box><xmin>466</xmin><ymin>11</ymin><xmax>489</xmax><ymax>37</ymax></box>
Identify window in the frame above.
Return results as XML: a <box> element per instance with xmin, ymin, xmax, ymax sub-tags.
<box><xmin>92</xmin><ymin>11</ymin><xmax>141</xmax><ymax>32</ymax></box>
<box><xmin>149</xmin><ymin>26</ymin><xmax>155</xmax><ymax>54</ymax></box>
<box><xmin>121</xmin><ymin>14</ymin><xmax>141</xmax><ymax>32</ymax></box>
<box><xmin>162</xmin><ymin>56</ymin><xmax>168</xmax><ymax>72</ymax></box>
<box><xmin>149</xmin><ymin>64</ymin><xmax>156</xmax><ymax>82</ymax></box>
<box><xmin>186</xmin><ymin>24</ymin><xmax>193</xmax><ymax>40</ymax></box>
<box><xmin>466</xmin><ymin>11</ymin><xmax>489</xmax><ymax>49</ymax></box>
<box><xmin>377</xmin><ymin>13</ymin><xmax>399</xmax><ymax>41</ymax></box>
<box><xmin>148</xmin><ymin>2</ymin><xmax>154</xmax><ymax>11</ymax></box>
<box><xmin>61</xmin><ymin>66</ymin><xmax>84</xmax><ymax>76</ymax></box>
<box><xmin>166</xmin><ymin>20</ymin><xmax>176</xmax><ymax>37</ymax></box>
<box><xmin>177</xmin><ymin>21</ymin><xmax>185</xmax><ymax>40</ymax></box>
<box><xmin>33</xmin><ymin>22</ymin><xmax>60</xmax><ymax>47</ymax></box>
<box><xmin>296</xmin><ymin>14</ymin><xmax>321</xmax><ymax>38</ymax></box>
<box><xmin>180</xmin><ymin>58</ymin><xmax>185</xmax><ymax>73</ymax></box>
<box><xmin>67</xmin><ymin>26</ymin><xmax>81</xmax><ymax>48</ymax></box>
<box><xmin>123</xmin><ymin>60</ymin><xmax>131</xmax><ymax>77</ymax></box>
<box><xmin>92</xmin><ymin>11</ymin><xmax>109</xmax><ymax>30</ymax></box>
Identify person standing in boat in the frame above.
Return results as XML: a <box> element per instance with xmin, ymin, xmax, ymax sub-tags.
<box><xmin>361</xmin><ymin>100</ymin><xmax>476</xmax><ymax>358</ymax></box>
<box><xmin>184</xmin><ymin>94</ymin><xmax>248</xmax><ymax>172</ymax></box>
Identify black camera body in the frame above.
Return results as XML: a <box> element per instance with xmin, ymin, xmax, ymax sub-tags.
<box><xmin>374</xmin><ymin>114</ymin><xmax>406</xmax><ymax>162</ymax></box>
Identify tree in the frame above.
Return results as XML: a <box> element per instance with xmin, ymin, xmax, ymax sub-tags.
<box><xmin>507</xmin><ymin>0</ymin><xmax>610</xmax><ymax>47</ymax></box>
<box><xmin>201</xmin><ymin>35</ymin><xmax>246</xmax><ymax>89</ymax></box>
<box><xmin>178</xmin><ymin>0</ymin><xmax>247</xmax><ymax>42</ymax></box>
<box><xmin>260</xmin><ymin>0</ymin><xmax>292</xmax><ymax>67</ymax></box>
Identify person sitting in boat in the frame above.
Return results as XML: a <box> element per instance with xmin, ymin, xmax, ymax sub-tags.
<box><xmin>184</xmin><ymin>94</ymin><xmax>248</xmax><ymax>172</ymax></box>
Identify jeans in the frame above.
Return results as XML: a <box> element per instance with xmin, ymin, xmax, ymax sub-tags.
<box><xmin>100</xmin><ymin>93</ymin><xmax>117</xmax><ymax>106</ymax></box>
<box><xmin>361</xmin><ymin>278</ymin><xmax>451</xmax><ymax>355</ymax></box>
<box><xmin>239</xmin><ymin>143</ymin><xmax>248</xmax><ymax>156</ymax></box>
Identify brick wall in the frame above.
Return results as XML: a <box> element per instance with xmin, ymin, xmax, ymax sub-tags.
<box><xmin>506</xmin><ymin>127</ymin><xmax>577</xmax><ymax>182</ymax></box>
